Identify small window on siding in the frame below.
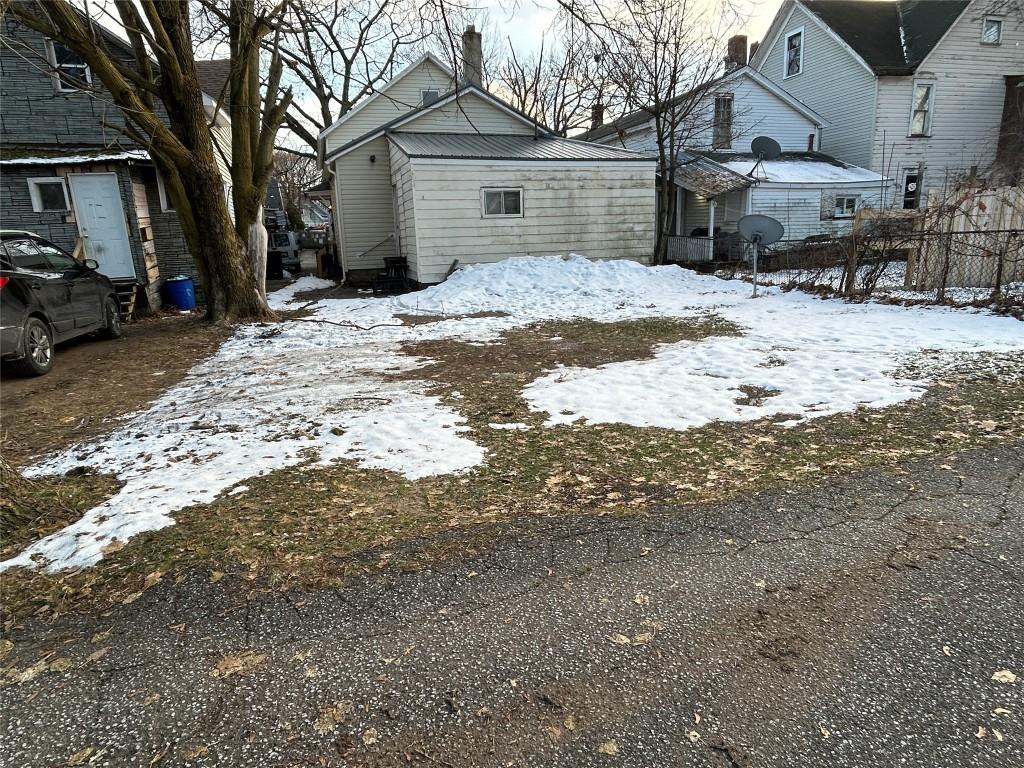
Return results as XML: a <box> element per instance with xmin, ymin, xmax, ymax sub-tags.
<box><xmin>46</xmin><ymin>40</ymin><xmax>92</xmax><ymax>92</ymax></box>
<box><xmin>909</xmin><ymin>82</ymin><xmax>934</xmax><ymax>137</ymax></box>
<box><xmin>712</xmin><ymin>95</ymin><xmax>734</xmax><ymax>149</ymax></box>
<box><xmin>156</xmin><ymin>169</ymin><xmax>175</xmax><ymax>212</ymax></box>
<box><xmin>421</xmin><ymin>89</ymin><xmax>440</xmax><ymax>105</ymax></box>
<box><xmin>27</xmin><ymin>177</ymin><xmax>70</xmax><ymax>212</ymax></box>
<box><xmin>482</xmin><ymin>188</ymin><xmax>523</xmax><ymax>217</ymax></box>
<box><xmin>981</xmin><ymin>16</ymin><xmax>1003</xmax><ymax>45</ymax></box>
<box><xmin>834</xmin><ymin>195</ymin><xmax>859</xmax><ymax>218</ymax></box>
<box><xmin>784</xmin><ymin>29</ymin><xmax>803</xmax><ymax>78</ymax></box>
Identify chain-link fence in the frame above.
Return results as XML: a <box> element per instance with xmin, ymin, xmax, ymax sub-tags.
<box><xmin>719</xmin><ymin>228</ymin><xmax>1024</xmax><ymax>318</ymax></box>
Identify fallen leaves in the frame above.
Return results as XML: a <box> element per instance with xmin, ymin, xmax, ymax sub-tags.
<box><xmin>992</xmin><ymin>669</ymin><xmax>1017</xmax><ymax>684</ymax></box>
<box><xmin>975</xmin><ymin>725</ymin><xmax>988</xmax><ymax>739</ymax></box>
<box><xmin>362</xmin><ymin>727</ymin><xmax>379</xmax><ymax>746</ymax></box>
<box><xmin>686</xmin><ymin>730</ymin><xmax>701</xmax><ymax>744</ymax></box>
<box><xmin>210</xmin><ymin>650</ymin><xmax>267</xmax><ymax>679</ymax></box>
<box><xmin>597</xmin><ymin>740</ymin><xmax>619</xmax><ymax>755</ymax></box>
<box><xmin>1</xmin><ymin>654</ymin><xmax>72</xmax><ymax>685</ymax></box>
<box><xmin>90</xmin><ymin>629</ymin><xmax>111</xmax><ymax>645</ymax></box>
<box><xmin>0</xmin><ymin>639</ymin><xmax>13</xmax><ymax>659</ymax></box>
<box><xmin>86</xmin><ymin>647</ymin><xmax>109</xmax><ymax>664</ymax></box>
<box><xmin>942</xmin><ymin>645</ymin><xmax>952</xmax><ymax>657</ymax></box>
<box><xmin>634</xmin><ymin>592</ymin><xmax>650</xmax><ymax>606</ymax></box>
<box><xmin>314</xmin><ymin>702</ymin><xmax>351</xmax><ymax>735</ymax></box>
<box><xmin>68</xmin><ymin>746</ymin><xmax>94</xmax><ymax>765</ymax></box>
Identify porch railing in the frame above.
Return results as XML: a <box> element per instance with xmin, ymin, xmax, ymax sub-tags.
<box><xmin>666</xmin><ymin>235</ymin><xmax>714</xmax><ymax>262</ymax></box>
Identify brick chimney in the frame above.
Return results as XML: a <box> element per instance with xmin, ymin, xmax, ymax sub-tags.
<box><xmin>750</xmin><ymin>40</ymin><xmax>761</xmax><ymax>59</ymax></box>
<box><xmin>590</xmin><ymin>103</ymin><xmax>605</xmax><ymax>130</ymax></box>
<box><xmin>725</xmin><ymin>35</ymin><xmax>748</xmax><ymax>71</ymax></box>
<box><xmin>462</xmin><ymin>25</ymin><xmax>483</xmax><ymax>87</ymax></box>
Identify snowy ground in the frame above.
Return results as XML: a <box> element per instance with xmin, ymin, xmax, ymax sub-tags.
<box><xmin>4</xmin><ymin>256</ymin><xmax>1023</xmax><ymax>572</ymax></box>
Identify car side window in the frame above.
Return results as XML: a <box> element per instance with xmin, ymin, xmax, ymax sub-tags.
<box><xmin>5</xmin><ymin>240</ymin><xmax>51</xmax><ymax>271</ymax></box>
<box><xmin>35</xmin><ymin>241</ymin><xmax>78</xmax><ymax>271</ymax></box>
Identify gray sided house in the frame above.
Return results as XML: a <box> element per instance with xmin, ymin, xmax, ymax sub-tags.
<box><xmin>751</xmin><ymin>0</ymin><xmax>1024</xmax><ymax>207</ymax></box>
<box><xmin>0</xmin><ymin>20</ymin><xmax>232</xmax><ymax>311</ymax></box>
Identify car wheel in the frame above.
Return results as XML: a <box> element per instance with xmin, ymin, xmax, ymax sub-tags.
<box><xmin>16</xmin><ymin>317</ymin><xmax>54</xmax><ymax>376</ymax></box>
<box><xmin>99</xmin><ymin>296</ymin><xmax>123</xmax><ymax>339</ymax></box>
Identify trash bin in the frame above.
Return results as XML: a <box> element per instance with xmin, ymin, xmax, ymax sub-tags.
<box><xmin>267</xmin><ymin>250</ymin><xmax>284</xmax><ymax>280</ymax></box>
<box><xmin>164</xmin><ymin>275</ymin><xmax>196</xmax><ymax>310</ymax></box>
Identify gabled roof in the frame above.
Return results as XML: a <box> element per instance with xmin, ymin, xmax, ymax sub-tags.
<box><xmin>579</xmin><ymin>66</ymin><xmax>827</xmax><ymax>143</ymax></box>
<box><xmin>318</xmin><ymin>51</ymin><xmax>455</xmax><ymax>141</ymax></box>
<box><xmin>195</xmin><ymin>59</ymin><xmax>232</xmax><ymax>107</ymax></box>
<box><xmin>710</xmin><ymin>150</ymin><xmax>886</xmax><ymax>184</ymax></box>
<box><xmin>388</xmin><ymin>132</ymin><xmax>652</xmax><ymax>162</ymax></box>
<box><xmin>324</xmin><ymin>84</ymin><xmax>546</xmax><ymax>163</ymax></box>
<box><xmin>793</xmin><ymin>1</ymin><xmax>970</xmax><ymax>76</ymax></box>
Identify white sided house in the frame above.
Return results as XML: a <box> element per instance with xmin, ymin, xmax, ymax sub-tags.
<box><xmin>751</xmin><ymin>0</ymin><xmax>1024</xmax><ymax>208</ymax></box>
<box><xmin>582</xmin><ymin>51</ymin><xmax>886</xmax><ymax>259</ymax></box>
<box><xmin>319</xmin><ymin>34</ymin><xmax>656</xmax><ymax>284</ymax></box>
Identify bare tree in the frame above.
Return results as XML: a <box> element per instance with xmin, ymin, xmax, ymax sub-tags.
<box><xmin>7</xmin><ymin>0</ymin><xmax>291</xmax><ymax>322</ymax></box>
<box><xmin>556</xmin><ymin>0</ymin><xmax>743</xmax><ymax>262</ymax></box>
<box><xmin>273</xmin><ymin>149</ymin><xmax>321</xmax><ymax>227</ymax></box>
<box><xmin>496</xmin><ymin>20</ymin><xmax>616</xmax><ymax>135</ymax></box>
<box><xmin>271</xmin><ymin>0</ymin><xmax>428</xmax><ymax>157</ymax></box>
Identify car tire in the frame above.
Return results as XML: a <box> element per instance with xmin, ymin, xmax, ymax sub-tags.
<box><xmin>99</xmin><ymin>296</ymin><xmax>123</xmax><ymax>339</ymax></box>
<box><xmin>15</xmin><ymin>317</ymin><xmax>55</xmax><ymax>377</ymax></box>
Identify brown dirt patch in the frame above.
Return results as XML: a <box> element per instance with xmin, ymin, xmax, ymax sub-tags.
<box><xmin>1</xmin><ymin>314</ymin><xmax>230</xmax><ymax>467</ymax></box>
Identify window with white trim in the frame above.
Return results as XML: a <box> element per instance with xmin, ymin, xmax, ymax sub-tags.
<box><xmin>46</xmin><ymin>40</ymin><xmax>92</xmax><ymax>92</ymax></box>
<box><xmin>482</xmin><ymin>188</ymin><xmax>523</xmax><ymax>217</ymax></box>
<box><xmin>784</xmin><ymin>29</ymin><xmax>803</xmax><ymax>78</ymax></box>
<box><xmin>27</xmin><ymin>177</ymin><xmax>70</xmax><ymax>212</ymax></box>
<box><xmin>834</xmin><ymin>195</ymin><xmax>859</xmax><ymax>218</ymax></box>
<box><xmin>421</xmin><ymin>88</ymin><xmax>441</xmax><ymax>105</ymax></box>
<box><xmin>155</xmin><ymin>169</ymin><xmax>175</xmax><ymax>212</ymax></box>
<box><xmin>982</xmin><ymin>16</ymin><xmax>1003</xmax><ymax>44</ymax></box>
<box><xmin>909</xmin><ymin>82</ymin><xmax>934</xmax><ymax>137</ymax></box>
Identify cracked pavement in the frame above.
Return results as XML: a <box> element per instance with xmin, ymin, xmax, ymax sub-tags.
<box><xmin>2</xmin><ymin>443</ymin><xmax>1022</xmax><ymax>767</ymax></box>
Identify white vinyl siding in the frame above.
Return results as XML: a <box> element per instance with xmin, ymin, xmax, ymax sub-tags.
<box><xmin>332</xmin><ymin>135</ymin><xmax>397</xmax><ymax>272</ymax></box>
<box><xmin>403</xmin><ymin>160</ymin><xmax>656</xmax><ymax>284</ymax></box>
<box><xmin>323</xmin><ymin>59</ymin><xmax>454</xmax><ymax>154</ymax></box>
<box><xmin>395</xmin><ymin>92</ymin><xmax>536</xmax><ymax>135</ymax></box>
<box><xmin>749</xmin><ymin>182</ymin><xmax>883</xmax><ymax>240</ymax></box>
<box><xmin>755</xmin><ymin>4</ymin><xmax>877</xmax><ymax>168</ymax></box>
<box><xmin>388</xmin><ymin>140</ymin><xmax>418</xmax><ymax>264</ymax></box>
<box><xmin>869</xmin><ymin>1</ymin><xmax>1021</xmax><ymax>204</ymax></box>
<box><xmin>594</xmin><ymin>72</ymin><xmax>820</xmax><ymax>154</ymax></box>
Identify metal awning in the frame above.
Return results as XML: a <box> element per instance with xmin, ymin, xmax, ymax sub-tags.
<box><xmin>667</xmin><ymin>151</ymin><xmax>753</xmax><ymax>197</ymax></box>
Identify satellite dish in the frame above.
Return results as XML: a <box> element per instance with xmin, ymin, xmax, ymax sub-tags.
<box><xmin>738</xmin><ymin>214</ymin><xmax>785</xmax><ymax>246</ymax></box>
<box><xmin>750</xmin><ymin>136</ymin><xmax>781</xmax><ymax>161</ymax></box>
<box><xmin>737</xmin><ymin>214</ymin><xmax>784</xmax><ymax>298</ymax></box>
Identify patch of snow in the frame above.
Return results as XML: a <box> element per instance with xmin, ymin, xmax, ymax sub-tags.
<box><xmin>4</xmin><ymin>255</ymin><xmax>1022</xmax><ymax>572</ymax></box>
<box><xmin>266</xmin><ymin>275</ymin><xmax>336</xmax><ymax>309</ymax></box>
<box><xmin>488</xmin><ymin>422</ymin><xmax>530</xmax><ymax>431</ymax></box>
<box><xmin>0</xmin><ymin>149</ymin><xmax>150</xmax><ymax>166</ymax></box>
<box><xmin>722</xmin><ymin>158</ymin><xmax>884</xmax><ymax>184</ymax></box>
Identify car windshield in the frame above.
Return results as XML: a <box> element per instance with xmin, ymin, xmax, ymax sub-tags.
<box><xmin>4</xmin><ymin>239</ymin><xmax>50</xmax><ymax>271</ymax></box>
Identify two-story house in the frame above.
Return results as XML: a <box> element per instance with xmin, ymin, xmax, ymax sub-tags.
<box><xmin>581</xmin><ymin>35</ymin><xmax>888</xmax><ymax>252</ymax></box>
<box><xmin>0</xmin><ymin>18</ymin><xmax>233</xmax><ymax>311</ymax></box>
<box><xmin>318</xmin><ymin>26</ymin><xmax>656</xmax><ymax>285</ymax></box>
<box><xmin>751</xmin><ymin>0</ymin><xmax>1024</xmax><ymax>209</ymax></box>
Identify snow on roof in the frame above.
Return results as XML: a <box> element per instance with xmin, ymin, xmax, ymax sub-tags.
<box><xmin>716</xmin><ymin>152</ymin><xmax>885</xmax><ymax>185</ymax></box>
<box><xmin>389</xmin><ymin>132</ymin><xmax>652</xmax><ymax>162</ymax></box>
<box><xmin>0</xmin><ymin>149</ymin><xmax>150</xmax><ymax>166</ymax></box>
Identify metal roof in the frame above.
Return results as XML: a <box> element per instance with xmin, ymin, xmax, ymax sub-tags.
<box><xmin>388</xmin><ymin>132</ymin><xmax>652</xmax><ymax>162</ymax></box>
<box><xmin>671</xmin><ymin>151</ymin><xmax>753</xmax><ymax>197</ymax></box>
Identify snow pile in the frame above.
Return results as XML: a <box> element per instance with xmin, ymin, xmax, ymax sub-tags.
<box><xmin>4</xmin><ymin>257</ymin><xmax>1023</xmax><ymax>572</ymax></box>
<box><xmin>266</xmin><ymin>275</ymin><xmax>336</xmax><ymax>309</ymax></box>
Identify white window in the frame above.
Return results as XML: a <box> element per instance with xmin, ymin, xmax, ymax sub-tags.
<box><xmin>421</xmin><ymin>88</ymin><xmax>440</xmax><ymax>105</ymax></box>
<box><xmin>155</xmin><ymin>169</ymin><xmax>175</xmax><ymax>212</ymax></box>
<box><xmin>46</xmin><ymin>40</ymin><xmax>91</xmax><ymax>92</ymax></box>
<box><xmin>481</xmin><ymin>188</ymin><xmax>523</xmax><ymax>217</ymax></box>
<box><xmin>27</xmin><ymin>177</ymin><xmax>70</xmax><ymax>212</ymax></box>
<box><xmin>909</xmin><ymin>81</ymin><xmax>934</xmax><ymax>136</ymax></box>
<box><xmin>982</xmin><ymin>16</ymin><xmax>1003</xmax><ymax>45</ymax></box>
<box><xmin>784</xmin><ymin>29</ymin><xmax>803</xmax><ymax>78</ymax></box>
<box><xmin>834</xmin><ymin>195</ymin><xmax>859</xmax><ymax>218</ymax></box>
<box><xmin>713</xmin><ymin>95</ymin><xmax>734</xmax><ymax>149</ymax></box>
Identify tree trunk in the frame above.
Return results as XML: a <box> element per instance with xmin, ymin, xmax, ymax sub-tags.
<box><xmin>249</xmin><ymin>205</ymin><xmax>268</xmax><ymax>303</ymax></box>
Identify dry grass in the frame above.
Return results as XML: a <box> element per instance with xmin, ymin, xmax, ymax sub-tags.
<box><xmin>3</xmin><ymin>315</ymin><xmax>1023</xmax><ymax>623</ymax></box>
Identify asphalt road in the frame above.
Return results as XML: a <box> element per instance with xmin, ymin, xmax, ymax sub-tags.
<box><xmin>2</xmin><ymin>444</ymin><xmax>1022</xmax><ymax>767</ymax></box>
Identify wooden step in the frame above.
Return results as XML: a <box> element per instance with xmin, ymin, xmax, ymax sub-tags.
<box><xmin>112</xmin><ymin>280</ymin><xmax>139</xmax><ymax>321</ymax></box>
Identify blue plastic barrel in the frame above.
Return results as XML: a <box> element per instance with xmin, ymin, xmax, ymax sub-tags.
<box><xmin>164</xmin><ymin>275</ymin><xmax>196</xmax><ymax>310</ymax></box>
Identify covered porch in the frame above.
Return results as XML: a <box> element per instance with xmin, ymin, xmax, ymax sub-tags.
<box><xmin>661</xmin><ymin>151</ymin><xmax>754</xmax><ymax>263</ymax></box>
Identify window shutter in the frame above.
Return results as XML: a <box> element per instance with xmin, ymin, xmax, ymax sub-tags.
<box><xmin>820</xmin><ymin>192</ymin><xmax>836</xmax><ymax>220</ymax></box>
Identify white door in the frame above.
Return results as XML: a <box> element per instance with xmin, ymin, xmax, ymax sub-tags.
<box><xmin>68</xmin><ymin>172</ymin><xmax>136</xmax><ymax>279</ymax></box>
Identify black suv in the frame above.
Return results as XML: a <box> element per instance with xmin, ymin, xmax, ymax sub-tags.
<box><xmin>1</xmin><ymin>231</ymin><xmax>122</xmax><ymax>376</ymax></box>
